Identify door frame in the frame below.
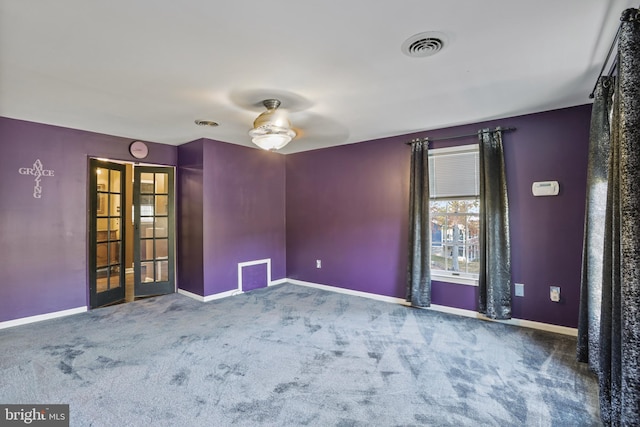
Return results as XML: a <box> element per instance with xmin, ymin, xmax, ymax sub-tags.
<box><xmin>88</xmin><ymin>159</ymin><xmax>177</xmax><ymax>308</ymax></box>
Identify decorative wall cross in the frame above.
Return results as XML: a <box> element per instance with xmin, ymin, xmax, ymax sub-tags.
<box><xmin>18</xmin><ymin>159</ymin><xmax>55</xmax><ymax>198</ymax></box>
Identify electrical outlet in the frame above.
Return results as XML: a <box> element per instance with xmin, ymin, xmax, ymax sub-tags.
<box><xmin>550</xmin><ymin>286</ymin><xmax>560</xmax><ymax>302</ymax></box>
<box><xmin>514</xmin><ymin>283</ymin><xmax>524</xmax><ymax>297</ymax></box>
<box><xmin>316</xmin><ymin>260</ymin><xmax>321</xmax><ymax>269</ymax></box>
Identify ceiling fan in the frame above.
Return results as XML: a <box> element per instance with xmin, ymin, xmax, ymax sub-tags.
<box><xmin>248</xmin><ymin>99</ymin><xmax>296</xmax><ymax>151</ymax></box>
<box><xmin>232</xmin><ymin>89</ymin><xmax>349</xmax><ymax>153</ymax></box>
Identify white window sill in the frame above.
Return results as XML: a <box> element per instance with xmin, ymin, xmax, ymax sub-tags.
<box><xmin>431</xmin><ymin>273</ymin><xmax>478</xmax><ymax>287</ymax></box>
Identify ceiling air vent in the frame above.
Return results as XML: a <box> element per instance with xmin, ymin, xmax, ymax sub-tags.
<box><xmin>194</xmin><ymin>120</ymin><xmax>219</xmax><ymax>127</ymax></box>
<box><xmin>402</xmin><ymin>31</ymin><xmax>447</xmax><ymax>58</ymax></box>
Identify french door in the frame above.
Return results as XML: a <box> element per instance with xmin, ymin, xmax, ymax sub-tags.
<box><xmin>89</xmin><ymin>159</ymin><xmax>126</xmax><ymax>308</ymax></box>
<box><xmin>133</xmin><ymin>166</ymin><xmax>175</xmax><ymax>297</ymax></box>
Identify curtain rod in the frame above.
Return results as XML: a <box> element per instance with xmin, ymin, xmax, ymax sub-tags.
<box><xmin>405</xmin><ymin>127</ymin><xmax>517</xmax><ymax>145</ymax></box>
<box><xmin>589</xmin><ymin>24</ymin><xmax>622</xmax><ymax>99</ymax></box>
<box><xmin>588</xmin><ymin>5</ymin><xmax>640</xmax><ymax>98</ymax></box>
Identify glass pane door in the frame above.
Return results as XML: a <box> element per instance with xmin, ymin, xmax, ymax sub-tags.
<box><xmin>89</xmin><ymin>159</ymin><xmax>126</xmax><ymax>308</ymax></box>
<box><xmin>134</xmin><ymin>166</ymin><xmax>175</xmax><ymax>297</ymax></box>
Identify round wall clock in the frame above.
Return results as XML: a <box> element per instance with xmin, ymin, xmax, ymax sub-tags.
<box><xmin>129</xmin><ymin>141</ymin><xmax>149</xmax><ymax>159</ymax></box>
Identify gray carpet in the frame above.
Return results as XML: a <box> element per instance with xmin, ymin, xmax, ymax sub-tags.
<box><xmin>0</xmin><ymin>283</ymin><xmax>600</xmax><ymax>426</ymax></box>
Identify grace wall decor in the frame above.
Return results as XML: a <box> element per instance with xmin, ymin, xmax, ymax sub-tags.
<box><xmin>18</xmin><ymin>159</ymin><xmax>54</xmax><ymax>199</ymax></box>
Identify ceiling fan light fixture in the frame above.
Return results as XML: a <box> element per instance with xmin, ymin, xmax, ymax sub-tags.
<box><xmin>251</xmin><ymin>132</ymin><xmax>295</xmax><ymax>151</ymax></box>
<box><xmin>248</xmin><ymin>99</ymin><xmax>296</xmax><ymax>151</ymax></box>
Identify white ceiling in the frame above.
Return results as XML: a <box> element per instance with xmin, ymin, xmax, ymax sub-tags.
<box><xmin>0</xmin><ymin>1</ymin><xmax>635</xmax><ymax>154</ymax></box>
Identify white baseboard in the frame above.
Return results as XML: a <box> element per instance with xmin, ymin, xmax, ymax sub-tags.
<box><xmin>287</xmin><ymin>278</ymin><xmax>410</xmax><ymax>305</ymax></box>
<box><xmin>285</xmin><ymin>279</ymin><xmax>577</xmax><ymax>336</ymax></box>
<box><xmin>0</xmin><ymin>306</ymin><xmax>87</xmax><ymax>330</ymax></box>
<box><xmin>426</xmin><ymin>304</ymin><xmax>577</xmax><ymax>336</ymax></box>
<box><xmin>0</xmin><ymin>281</ymin><xmax>577</xmax><ymax>336</ymax></box>
<box><xmin>178</xmin><ymin>277</ymin><xmax>287</xmax><ymax>303</ymax></box>
<box><xmin>178</xmin><ymin>288</ymin><xmax>243</xmax><ymax>302</ymax></box>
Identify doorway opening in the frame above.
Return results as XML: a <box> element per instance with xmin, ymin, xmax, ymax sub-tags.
<box><xmin>88</xmin><ymin>158</ymin><xmax>175</xmax><ymax>309</ymax></box>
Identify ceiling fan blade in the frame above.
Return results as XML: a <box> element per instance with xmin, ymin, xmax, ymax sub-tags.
<box><xmin>229</xmin><ymin>88</ymin><xmax>313</xmax><ymax>113</ymax></box>
<box><xmin>288</xmin><ymin>112</ymin><xmax>350</xmax><ymax>147</ymax></box>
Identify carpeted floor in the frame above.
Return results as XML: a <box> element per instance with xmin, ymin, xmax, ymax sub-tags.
<box><xmin>0</xmin><ymin>283</ymin><xmax>600</xmax><ymax>426</ymax></box>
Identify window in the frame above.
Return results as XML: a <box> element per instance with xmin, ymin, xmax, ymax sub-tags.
<box><xmin>429</xmin><ymin>144</ymin><xmax>479</xmax><ymax>285</ymax></box>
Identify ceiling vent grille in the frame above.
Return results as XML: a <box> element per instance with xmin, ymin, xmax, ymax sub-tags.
<box><xmin>194</xmin><ymin>120</ymin><xmax>219</xmax><ymax>127</ymax></box>
<box><xmin>402</xmin><ymin>32</ymin><xmax>447</xmax><ymax>58</ymax></box>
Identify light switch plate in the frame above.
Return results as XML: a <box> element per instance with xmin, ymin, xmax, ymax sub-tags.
<box><xmin>514</xmin><ymin>283</ymin><xmax>524</xmax><ymax>297</ymax></box>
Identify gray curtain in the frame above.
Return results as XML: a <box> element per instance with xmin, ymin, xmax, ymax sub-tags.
<box><xmin>576</xmin><ymin>76</ymin><xmax>614</xmax><ymax>369</ymax></box>
<box><xmin>478</xmin><ymin>128</ymin><xmax>512</xmax><ymax>320</ymax></box>
<box><xmin>406</xmin><ymin>139</ymin><xmax>431</xmax><ymax>307</ymax></box>
<box><xmin>599</xmin><ymin>9</ymin><xmax>640</xmax><ymax>425</ymax></box>
<box><xmin>578</xmin><ymin>8</ymin><xmax>640</xmax><ymax>426</ymax></box>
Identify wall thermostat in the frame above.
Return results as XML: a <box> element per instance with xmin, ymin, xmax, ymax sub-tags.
<box><xmin>532</xmin><ymin>181</ymin><xmax>559</xmax><ymax>196</ymax></box>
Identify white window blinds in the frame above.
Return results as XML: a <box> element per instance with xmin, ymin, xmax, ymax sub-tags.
<box><xmin>428</xmin><ymin>144</ymin><xmax>479</xmax><ymax>198</ymax></box>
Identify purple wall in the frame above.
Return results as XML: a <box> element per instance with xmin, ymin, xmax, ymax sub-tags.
<box><xmin>286</xmin><ymin>136</ymin><xmax>410</xmax><ymax>296</ymax></box>
<box><xmin>1</xmin><ymin>104</ymin><xmax>591</xmax><ymax>329</ymax></box>
<box><xmin>177</xmin><ymin>140</ymin><xmax>205</xmax><ymax>295</ymax></box>
<box><xmin>286</xmin><ymin>105</ymin><xmax>591</xmax><ymax>328</ymax></box>
<box><xmin>0</xmin><ymin>117</ymin><xmax>176</xmax><ymax>322</ymax></box>
<box><xmin>178</xmin><ymin>139</ymin><xmax>286</xmax><ymax>297</ymax></box>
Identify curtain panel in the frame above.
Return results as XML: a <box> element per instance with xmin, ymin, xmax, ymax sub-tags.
<box><xmin>406</xmin><ymin>139</ymin><xmax>431</xmax><ymax>308</ymax></box>
<box><xmin>576</xmin><ymin>76</ymin><xmax>614</xmax><ymax>369</ymax></box>
<box><xmin>478</xmin><ymin>128</ymin><xmax>512</xmax><ymax>320</ymax></box>
<box><xmin>600</xmin><ymin>9</ymin><xmax>640</xmax><ymax>425</ymax></box>
<box><xmin>578</xmin><ymin>8</ymin><xmax>640</xmax><ymax>426</ymax></box>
